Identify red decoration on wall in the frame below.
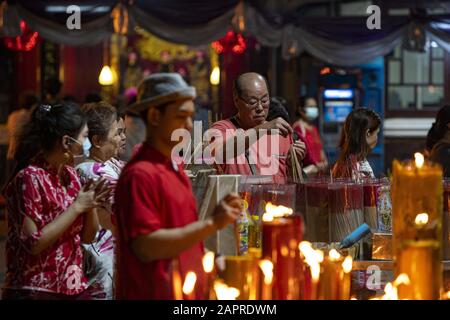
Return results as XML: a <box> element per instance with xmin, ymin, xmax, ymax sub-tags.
<box><xmin>4</xmin><ymin>20</ymin><xmax>39</xmax><ymax>52</ymax></box>
<box><xmin>212</xmin><ymin>31</ymin><xmax>246</xmax><ymax>55</ymax></box>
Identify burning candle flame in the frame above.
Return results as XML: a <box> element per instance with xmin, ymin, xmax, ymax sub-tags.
<box><xmin>214</xmin><ymin>280</ymin><xmax>240</xmax><ymax>300</ymax></box>
<box><xmin>182</xmin><ymin>271</ymin><xmax>197</xmax><ymax>295</ymax></box>
<box><xmin>373</xmin><ymin>274</ymin><xmax>410</xmax><ymax>300</ymax></box>
<box><xmin>299</xmin><ymin>241</ymin><xmax>324</xmax><ymax>263</ymax></box>
<box><xmin>310</xmin><ymin>264</ymin><xmax>321</xmax><ymax>281</ymax></box>
<box><xmin>393</xmin><ymin>273</ymin><xmax>410</xmax><ymax>286</ymax></box>
<box><xmin>202</xmin><ymin>252</ymin><xmax>215</xmax><ymax>273</ymax></box>
<box><xmin>258</xmin><ymin>260</ymin><xmax>274</xmax><ymax>285</ymax></box>
<box><xmin>262</xmin><ymin>202</ymin><xmax>293</xmax><ymax>222</ymax></box>
<box><xmin>444</xmin><ymin>291</ymin><xmax>450</xmax><ymax>300</ymax></box>
<box><xmin>415</xmin><ymin>213</ymin><xmax>429</xmax><ymax>226</ymax></box>
<box><xmin>381</xmin><ymin>283</ymin><xmax>398</xmax><ymax>300</ymax></box>
<box><xmin>298</xmin><ymin>241</ymin><xmax>323</xmax><ymax>282</ymax></box>
<box><xmin>342</xmin><ymin>256</ymin><xmax>353</xmax><ymax>273</ymax></box>
<box><xmin>414</xmin><ymin>152</ymin><xmax>424</xmax><ymax>169</ymax></box>
<box><xmin>315</xmin><ymin>250</ymin><xmax>324</xmax><ymax>263</ymax></box>
<box><xmin>299</xmin><ymin>241</ymin><xmax>314</xmax><ymax>256</ymax></box>
<box><xmin>329</xmin><ymin>249</ymin><xmax>341</xmax><ymax>261</ymax></box>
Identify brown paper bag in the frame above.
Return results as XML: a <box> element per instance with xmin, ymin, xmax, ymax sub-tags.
<box><xmin>198</xmin><ymin>175</ymin><xmax>241</xmax><ymax>255</ymax></box>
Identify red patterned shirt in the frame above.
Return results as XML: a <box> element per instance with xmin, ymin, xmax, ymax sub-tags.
<box><xmin>4</xmin><ymin>157</ymin><xmax>88</xmax><ymax>295</ymax></box>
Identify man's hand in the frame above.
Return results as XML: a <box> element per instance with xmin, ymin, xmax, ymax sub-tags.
<box><xmin>212</xmin><ymin>193</ymin><xmax>241</xmax><ymax>230</ymax></box>
<box><xmin>255</xmin><ymin>117</ymin><xmax>293</xmax><ymax>137</ymax></box>
<box><xmin>316</xmin><ymin>160</ymin><xmax>328</xmax><ymax>172</ymax></box>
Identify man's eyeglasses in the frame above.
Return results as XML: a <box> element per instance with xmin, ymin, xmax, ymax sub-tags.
<box><xmin>238</xmin><ymin>95</ymin><xmax>270</xmax><ymax>110</ymax></box>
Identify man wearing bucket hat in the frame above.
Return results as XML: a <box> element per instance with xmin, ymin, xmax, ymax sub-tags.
<box><xmin>114</xmin><ymin>73</ymin><xmax>241</xmax><ymax>300</ymax></box>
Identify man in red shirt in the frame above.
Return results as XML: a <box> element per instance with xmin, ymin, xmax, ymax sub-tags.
<box><xmin>114</xmin><ymin>73</ymin><xmax>241</xmax><ymax>300</ymax></box>
<box><xmin>210</xmin><ymin>72</ymin><xmax>306</xmax><ymax>184</ymax></box>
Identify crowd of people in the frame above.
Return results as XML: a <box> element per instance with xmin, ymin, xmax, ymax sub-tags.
<box><xmin>3</xmin><ymin>70</ymin><xmax>449</xmax><ymax>300</ymax></box>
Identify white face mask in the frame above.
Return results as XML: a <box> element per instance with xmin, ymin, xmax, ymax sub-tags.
<box><xmin>68</xmin><ymin>136</ymin><xmax>92</xmax><ymax>158</ymax></box>
<box><xmin>305</xmin><ymin>107</ymin><xmax>319</xmax><ymax>120</ymax></box>
<box><xmin>82</xmin><ymin>138</ymin><xmax>92</xmax><ymax>157</ymax></box>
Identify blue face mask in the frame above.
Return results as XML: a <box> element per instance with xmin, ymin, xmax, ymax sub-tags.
<box><xmin>305</xmin><ymin>107</ymin><xmax>319</xmax><ymax>120</ymax></box>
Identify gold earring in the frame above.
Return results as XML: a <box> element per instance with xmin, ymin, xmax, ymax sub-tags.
<box><xmin>63</xmin><ymin>152</ymin><xmax>70</xmax><ymax>161</ymax></box>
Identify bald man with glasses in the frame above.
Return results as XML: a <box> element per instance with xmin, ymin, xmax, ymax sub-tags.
<box><xmin>210</xmin><ymin>72</ymin><xmax>306</xmax><ymax>184</ymax></box>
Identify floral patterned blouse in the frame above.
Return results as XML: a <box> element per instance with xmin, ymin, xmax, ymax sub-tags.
<box><xmin>75</xmin><ymin>157</ymin><xmax>125</xmax><ymax>300</ymax></box>
<box><xmin>76</xmin><ymin>158</ymin><xmax>124</xmax><ymax>207</ymax></box>
<box><xmin>4</xmin><ymin>157</ymin><xmax>87</xmax><ymax>295</ymax></box>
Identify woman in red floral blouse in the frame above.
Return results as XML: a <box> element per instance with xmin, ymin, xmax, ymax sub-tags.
<box><xmin>2</xmin><ymin>103</ymin><xmax>110</xmax><ymax>300</ymax></box>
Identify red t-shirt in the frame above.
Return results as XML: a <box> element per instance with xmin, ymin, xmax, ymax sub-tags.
<box><xmin>114</xmin><ymin>143</ymin><xmax>205</xmax><ymax>300</ymax></box>
<box><xmin>4</xmin><ymin>157</ymin><xmax>87</xmax><ymax>295</ymax></box>
<box><xmin>210</xmin><ymin>119</ymin><xmax>292</xmax><ymax>184</ymax></box>
<box><xmin>293</xmin><ymin>122</ymin><xmax>323</xmax><ymax>166</ymax></box>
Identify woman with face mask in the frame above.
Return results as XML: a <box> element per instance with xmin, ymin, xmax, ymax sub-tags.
<box><xmin>292</xmin><ymin>97</ymin><xmax>328</xmax><ymax>176</ymax></box>
<box><xmin>75</xmin><ymin>101</ymin><xmax>123</xmax><ymax>300</ymax></box>
<box><xmin>2</xmin><ymin>103</ymin><xmax>110</xmax><ymax>300</ymax></box>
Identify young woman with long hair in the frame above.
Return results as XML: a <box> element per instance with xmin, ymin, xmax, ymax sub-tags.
<box><xmin>332</xmin><ymin>107</ymin><xmax>381</xmax><ymax>180</ymax></box>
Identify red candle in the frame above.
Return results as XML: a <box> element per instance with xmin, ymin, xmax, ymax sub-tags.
<box><xmin>287</xmin><ymin>215</ymin><xmax>304</xmax><ymax>299</ymax></box>
<box><xmin>171</xmin><ymin>259</ymin><xmax>183</xmax><ymax>300</ymax></box>
<box><xmin>182</xmin><ymin>271</ymin><xmax>197</xmax><ymax>300</ymax></box>
<box><xmin>262</xmin><ymin>217</ymin><xmax>297</xmax><ymax>299</ymax></box>
<box><xmin>258</xmin><ymin>259</ymin><xmax>273</xmax><ymax>300</ymax></box>
<box><xmin>202</xmin><ymin>252</ymin><xmax>216</xmax><ymax>300</ymax></box>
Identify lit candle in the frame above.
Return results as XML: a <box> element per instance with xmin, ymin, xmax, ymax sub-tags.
<box><xmin>318</xmin><ymin>249</ymin><xmax>342</xmax><ymax>300</ymax></box>
<box><xmin>340</xmin><ymin>256</ymin><xmax>353</xmax><ymax>300</ymax></box>
<box><xmin>299</xmin><ymin>241</ymin><xmax>323</xmax><ymax>300</ymax></box>
<box><xmin>214</xmin><ymin>280</ymin><xmax>240</xmax><ymax>300</ymax></box>
<box><xmin>202</xmin><ymin>252</ymin><xmax>215</xmax><ymax>300</ymax></box>
<box><xmin>258</xmin><ymin>259</ymin><xmax>273</xmax><ymax>300</ymax></box>
<box><xmin>182</xmin><ymin>271</ymin><xmax>197</xmax><ymax>300</ymax></box>
<box><xmin>370</xmin><ymin>273</ymin><xmax>410</xmax><ymax>300</ymax></box>
<box><xmin>221</xmin><ymin>256</ymin><xmax>258</xmax><ymax>300</ymax></box>
<box><xmin>288</xmin><ymin>214</ymin><xmax>304</xmax><ymax>298</ymax></box>
<box><xmin>172</xmin><ymin>259</ymin><xmax>183</xmax><ymax>300</ymax></box>
<box><xmin>391</xmin><ymin>153</ymin><xmax>443</xmax><ymax>299</ymax></box>
<box><xmin>262</xmin><ymin>203</ymin><xmax>298</xmax><ymax>299</ymax></box>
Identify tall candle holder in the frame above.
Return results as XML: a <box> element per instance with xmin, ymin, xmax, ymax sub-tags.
<box><xmin>220</xmin><ymin>255</ymin><xmax>259</xmax><ymax>300</ymax></box>
<box><xmin>171</xmin><ymin>259</ymin><xmax>183</xmax><ymax>300</ymax></box>
<box><xmin>258</xmin><ymin>259</ymin><xmax>273</xmax><ymax>300</ymax></box>
<box><xmin>202</xmin><ymin>252</ymin><xmax>216</xmax><ymax>300</ymax></box>
<box><xmin>392</xmin><ymin>153</ymin><xmax>443</xmax><ymax>299</ymax></box>
<box><xmin>299</xmin><ymin>242</ymin><xmax>353</xmax><ymax>300</ymax></box>
<box><xmin>262</xmin><ymin>203</ymin><xmax>300</xmax><ymax>299</ymax></box>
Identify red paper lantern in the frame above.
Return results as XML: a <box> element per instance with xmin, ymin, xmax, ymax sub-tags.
<box><xmin>212</xmin><ymin>30</ymin><xmax>246</xmax><ymax>55</ymax></box>
<box><xmin>4</xmin><ymin>20</ymin><xmax>39</xmax><ymax>52</ymax></box>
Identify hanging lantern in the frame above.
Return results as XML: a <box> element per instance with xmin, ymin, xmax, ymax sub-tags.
<box><xmin>99</xmin><ymin>65</ymin><xmax>114</xmax><ymax>86</ymax></box>
<box><xmin>403</xmin><ymin>22</ymin><xmax>426</xmax><ymax>53</ymax></box>
<box><xmin>210</xmin><ymin>66</ymin><xmax>220</xmax><ymax>86</ymax></box>
<box><xmin>111</xmin><ymin>3</ymin><xmax>128</xmax><ymax>35</ymax></box>
<box><xmin>3</xmin><ymin>20</ymin><xmax>38</xmax><ymax>52</ymax></box>
<box><xmin>212</xmin><ymin>31</ymin><xmax>246</xmax><ymax>55</ymax></box>
<box><xmin>0</xmin><ymin>1</ymin><xmax>8</xmax><ymax>29</ymax></box>
<box><xmin>232</xmin><ymin>1</ymin><xmax>245</xmax><ymax>33</ymax></box>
